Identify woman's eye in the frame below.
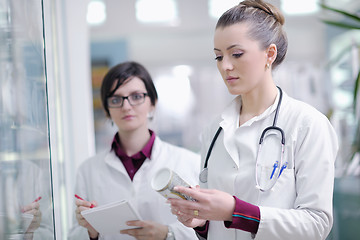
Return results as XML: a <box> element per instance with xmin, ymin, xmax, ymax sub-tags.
<box><xmin>131</xmin><ymin>93</ymin><xmax>142</xmax><ymax>100</ymax></box>
<box><xmin>111</xmin><ymin>97</ymin><xmax>121</xmax><ymax>104</ymax></box>
<box><xmin>214</xmin><ymin>56</ymin><xmax>223</xmax><ymax>61</ymax></box>
<box><xmin>233</xmin><ymin>53</ymin><xmax>243</xmax><ymax>58</ymax></box>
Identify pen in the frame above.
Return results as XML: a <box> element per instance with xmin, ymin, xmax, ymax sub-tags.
<box><xmin>278</xmin><ymin>162</ymin><xmax>288</xmax><ymax>178</ymax></box>
<box><xmin>270</xmin><ymin>161</ymin><xmax>278</xmax><ymax>179</ymax></box>
<box><xmin>75</xmin><ymin>194</ymin><xmax>95</xmax><ymax>208</ymax></box>
<box><xmin>21</xmin><ymin>197</ymin><xmax>42</xmax><ymax>213</ymax></box>
<box><xmin>33</xmin><ymin>196</ymin><xmax>42</xmax><ymax>203</ymax></box>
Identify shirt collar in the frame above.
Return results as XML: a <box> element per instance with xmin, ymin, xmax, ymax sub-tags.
<box><xmin>220</xmin><ymin>88</ymin><xmax>281</xmax><ymax>129</ymax></box>
<box><xmin>111</xmin><ymin>130</ymin><xmax>156</xmax><ymax>160</ymax></box>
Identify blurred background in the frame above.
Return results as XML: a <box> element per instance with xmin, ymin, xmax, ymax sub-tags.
<box><xmin>0</xmin><ymin>0</ymin><xmax>359</xmax><ymax>239</ymax></box>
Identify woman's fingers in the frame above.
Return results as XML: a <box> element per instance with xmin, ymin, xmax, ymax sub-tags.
<box><xmin>169</xmin><ymin>201</ymin><xmax>203</xmax><ymax>222</ymax></box>
<box><xmin>170</xmin><ymin>187</ymin><xmax>235</xmax><ymax>221</ymax></box>
<box><xmin>168</xmin><ymin>185</ymin><xmax>212</xmax><ymax>218</ymax></box>
<box><xmin>120</xmin><ymin>220</ymin><xmax>169</xmax><ymax>240</ymax></box>
<box><xmin>75</xmin><ymin>199</ymin><xmax>97</xmax><ymax>216</ymax></box>
<box><xmin>75</xmin><ymin>203</ymin><xmax>92</xmax><ymax>226</ymax></box>
<box><xmin>174</xmin><ymin>186</ymin><xmax>204</xmax><ymax>201</ymax></box>
<box><xmin>22</xmin><ymin>202</ymin><xmax>40</xmax><ymax>213</ymax></box>
<box><xmin>169</xmin><ymin>199</ymin><xmax>200</xmax><ymax>216</ymax></box>
<box><xmin>75</xmin><ymin>199</ymin><xmax>93</xmax><ymax>208</ymax></box>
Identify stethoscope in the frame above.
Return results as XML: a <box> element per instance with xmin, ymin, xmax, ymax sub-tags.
<box><xmin>199</xmin><ymin>86</ymin><xmax>287</xmax><ymax>192</ymax></box>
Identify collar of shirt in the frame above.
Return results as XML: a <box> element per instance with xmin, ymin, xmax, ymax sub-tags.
<box><xmin>220</xmin><ymin>88</ymin><xmax>281</xmax><ymax>130</ymax></box>
<box><xmin>218</xmin><ymin>89</ymin><xmax>282</xmax><ymax>168</ymax></box>
<box><xmin>111</xmin><ymin>130</ymin><xmax>156</xmax><ymax>160</ymax></box>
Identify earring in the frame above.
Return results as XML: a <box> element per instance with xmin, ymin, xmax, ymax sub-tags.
<box><xmin>266</xmin><ymin>63</ymin><xmax>270</xmax><ymax>69</ymax></box>
<box><xmin>147</xmin><ymin>111</ymin><xmax>154</xmax><ymax>121</ymax></box>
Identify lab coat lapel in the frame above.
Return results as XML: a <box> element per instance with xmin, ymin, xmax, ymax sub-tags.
<box><xmin>219</xmin><ymin>90</ymin><xmax>282</xmax><ymax>169</ymax></box>
<box><xmin>220</xmin><ymin>96</ymin><xmax>242</xmax><ymax>168</ymax></box>
<box><xmin>104</xmin><ymin>150</ymin><xmax>129</xmax><ymax>176</ymax></box>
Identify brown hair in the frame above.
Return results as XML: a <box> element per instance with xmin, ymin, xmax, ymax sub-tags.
<box><xmin>216</xmin><ymin>0</ymin><xmax>287</xmax><ymax>69</ymax></box>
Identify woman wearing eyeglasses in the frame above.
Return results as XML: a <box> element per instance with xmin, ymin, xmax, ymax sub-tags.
<box><xmin>68</xmin><ymin>61</ymin><xmax>199</xmax><ymax>240</ymax></box>
<box><xmin>168</xmin><ymin>1</ymin><xmax>338</xmax><ymax>240</ymax></box>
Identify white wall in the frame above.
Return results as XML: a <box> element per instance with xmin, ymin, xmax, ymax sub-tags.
<box><xmin>44</xmin><ymin>0</ymin><xmax>95</xmax><ymax>239</ymax></box>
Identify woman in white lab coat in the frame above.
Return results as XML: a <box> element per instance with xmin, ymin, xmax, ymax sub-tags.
<box><xmin>168</xmin><ymin>1</ymin><xmax>339</xmax><ymax>240</ymax></box>
<box><xmin>68</xmin><ymin>61</ymin><xmax>199</xmax><ymax>240</ymax></box>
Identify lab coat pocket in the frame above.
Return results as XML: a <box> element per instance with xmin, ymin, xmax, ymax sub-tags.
<box><xmin>256</xmin><ymin>163</ymin><xmax>281</xmax><ymax>191</ymax></box>
<box><xmin>257</xmin><ymin>165</ymin><xmax>296</xmax><ymax>207</ymax></box>
<box><xmin>255</xmin><ymin>130</ymin><xmax>292</xmax><ymax>190</ymax></box>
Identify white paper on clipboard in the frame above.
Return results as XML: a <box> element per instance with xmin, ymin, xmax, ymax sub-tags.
<box><xmin>81</xmin><ymin>200</ymin><xmax>142</xmax><ymax>235</ymax></box>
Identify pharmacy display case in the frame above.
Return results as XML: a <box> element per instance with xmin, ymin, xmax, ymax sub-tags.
<box><xmin>0</xmin><ymin>0</ymin><xmax>55</xmax><ymax>239</ymax></box>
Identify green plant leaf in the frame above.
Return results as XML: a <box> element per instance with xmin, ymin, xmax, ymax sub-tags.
<box><xmin>354</xmin><ymin>70</ymin><xmax>360</xmax><ymax>112</ymax></box>
<box><xmin>326</xmin><ymin>45</ymin><xmax>353</xmax><ymax>67</ymax></box>
<box><xmin>352</xmin><ymin>121</ymin><xmax>360</xmax><ymax>153</ymax></box>
<box><xmin>320</xmin><ymin>3</ymin><xmax>360</xmax><ymax>22</ymax></box>
<box><xmin>321</xmin><ymin>20</ymin><xmax>360</xmax><ymax>30</ymax></box>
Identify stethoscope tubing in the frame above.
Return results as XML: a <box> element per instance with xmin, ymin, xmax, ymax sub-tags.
<box><xmin>204</xmin><ymin>127</ymin><xmax>222</xmax><ymax>169</ymax></box>
<box><xmin>199</xmin><ymin>86</ymin><xmax>287</xmax><ymax>192</ymax></box>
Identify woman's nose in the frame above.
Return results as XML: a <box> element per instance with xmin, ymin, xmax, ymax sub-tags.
<box><xmin>121</xmin><ymin>98</ymin><xmax>132</xmax><ymax>109</ymax></box>
<box><xmin>219</xmin><ymin>57</ymin><xmax>233</xmax><ymax>72</ymax></box>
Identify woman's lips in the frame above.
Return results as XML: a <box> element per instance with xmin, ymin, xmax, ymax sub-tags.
<box><xmin>226</xmin><ymin>76</ymin><xmax>238</xmax><ymax>83</ymax></box>
<box><xmin>123</xmin><ymin>115</ymin><xmax>135</xmax><ymax>120</ymax></box>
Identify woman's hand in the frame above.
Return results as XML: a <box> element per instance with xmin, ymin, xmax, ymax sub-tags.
<box><xmin>120</xmin><ymin>220</ymin><xmax>168</xmax><ymax>240</ymax></box>
<box><xmin>22</xmin><ymin>201</ymin><xmax>42</xmax><ymax>233</ymax></box>
<box><xmin>168</xmin><ymin>185</ymin><xmax>235</xmax><ymax>223</ymax></box>
<box><xmin>171</xmin><ymin>208</ymin><xmax>207</xmax><ymax>228</ymax></box>
<box><xmin>75</xmin><ymin>199</ymin><xmax>99</xmax><ymax>238</ymax></box>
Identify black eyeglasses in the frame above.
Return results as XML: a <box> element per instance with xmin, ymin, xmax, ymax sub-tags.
<box><xmin>107</xmin><ymin>93</ymin><xmax>148</xmax><ymax>108</ymax></box>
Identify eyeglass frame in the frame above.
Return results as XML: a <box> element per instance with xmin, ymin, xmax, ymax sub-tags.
<box><xmin>107</xmin><ymin>92</ymin><xmax>148</xmax><ymax>108</ymax></box>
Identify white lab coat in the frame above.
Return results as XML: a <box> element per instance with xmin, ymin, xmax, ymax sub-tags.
<box><xmin>68</xmin><ymin>136</ymin><xmax>200</xmax><ymax>240</ymax></box>
<box><xmin>199</xmin><ymin>90</ymin><xmax>338</xmax><ymax>240</ymax></box>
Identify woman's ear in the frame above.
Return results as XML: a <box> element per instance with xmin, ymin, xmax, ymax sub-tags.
<box><xmin>148</xmin><ymin>105</ymin><xmax>156</xmax><ymax>120</ymax></box>
<box><xmin>266</xmin><ymin>43</ymin><xmax>277</xmax><ymax>65</ymax></box>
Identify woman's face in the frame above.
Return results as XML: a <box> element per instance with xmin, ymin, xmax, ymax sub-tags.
<box><xmin>108</xmin><ymin>77</ymin><xmax>154</xmax><ymax>134</ymax></box>
<box><xmin>214</xmin><ymin>23</ymin><xmax>269</xmax><ymax>95</ymax></box>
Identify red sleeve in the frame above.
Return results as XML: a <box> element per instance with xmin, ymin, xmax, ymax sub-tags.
<box><xmin>193</xmin><ymin>220</ymin><xmax>209</xmax><ymax>238</ymax></box>
<box><xmin>224</xmin><ymin>196</ymin><xmax>260</xmax><ymax>233</ymax></box>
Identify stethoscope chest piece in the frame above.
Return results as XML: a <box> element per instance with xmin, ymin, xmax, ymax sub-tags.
<box><xmin>199</xmin><ymin>168</ymin><xmax>208</xmax><ymax>183</ymax></box>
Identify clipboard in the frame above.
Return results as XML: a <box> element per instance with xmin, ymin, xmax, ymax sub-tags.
<box><xmin>81</xmin><ymin>200</ymin><xmax>142</xmax><ymax>235</ymax></box>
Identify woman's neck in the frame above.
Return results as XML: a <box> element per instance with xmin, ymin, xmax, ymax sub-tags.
<box><xmin>239</xmin><ymin>84</ymin><xmax>278</xmax><ymax>126</ymax></box>
<box><xmin>118</xmin><ymin>127</ymin><xmax>151</xmax><ymax>156</ymax></box>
